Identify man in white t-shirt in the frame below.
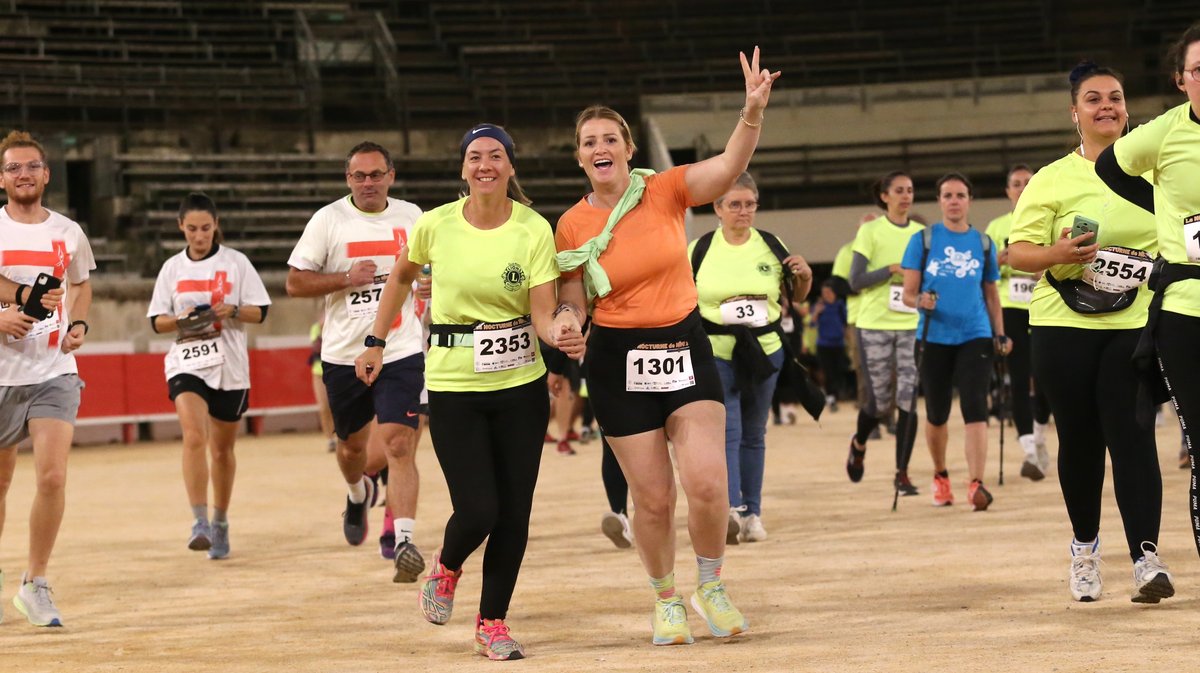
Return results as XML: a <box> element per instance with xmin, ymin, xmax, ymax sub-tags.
<box><xmin>286</xmin><ymin>141</ymin><xmax>427</xmax><ymax>582</ymax></box>
<box><xmin>0</xmin><ymin>131</ymin><xmax>96</xmax><ymax>627</ymax></box>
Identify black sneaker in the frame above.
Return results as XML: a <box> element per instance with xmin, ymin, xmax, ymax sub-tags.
<box><xmin>393</xmin><ymin>540</ymin><xmax>427</xmax><ymax>583</ymax></box>
<box><xmin>893</xmin><ymin>471</ymin><xmax>919</xmax><ymax>496</ymax></box>
<box><xmin>342</xmin><ymin>477</ymin><xmax>376</xmax><ymax>546</ymax></box>
<box><xmin>846</xmin><ymin>436</ymin><xmax>866</xmax><ymax>483</ymax></box>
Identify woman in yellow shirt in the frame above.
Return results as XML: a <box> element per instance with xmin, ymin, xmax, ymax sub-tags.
<box><xmin>1008</xmin><ymin>62</ymin><xmax>1173</xmax><ymax>605</ymax></box>
<box><xmin>1098</xmin><ymin>22</ymin><xmax>1200</xmax><ymax>560</ymax></box>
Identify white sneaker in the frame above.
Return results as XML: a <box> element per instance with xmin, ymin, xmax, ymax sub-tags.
<box><xmin>740</xmin><ymin>514</ymin><xmax>767</xmax><ymax>542</ymax></box>
<box><xmin>13</xmin><ymin>573</ymin><xmax>63</xmax><ymax>627</ymax></box>
<box><xmin>1032</xmin><ymin>424</ymin><xmax>1052</xmax><ymax>472</ymax></box>
<box><xmin>1069</xmin><ymin>538</ymin><xmax>1102</xmax><ymax>602</ymax></box>
<box><xmin>726</xmin><ymin>508</ymin><xmax>743</xmax><ymax>545</ymax></box>
<box><xmin>601</xmin><ymin>511</ymin><xmax>633</xmax><ymax>549</ymax></box>
<box><xmin>1018</xmin><ymin>434</ymin><xmax>1044</xmax><ymax>481</ymax></box>
<box><xmin>1132</xmin><ymin>541</ymin><xmax>1175</xmax><ymax>604</ymax></box>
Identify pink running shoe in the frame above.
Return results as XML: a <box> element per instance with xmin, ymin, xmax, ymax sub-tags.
<box><xmin>475</xmin><ymin>614</ymin><xmax>525</xmax><ymax>661</ymax></box>
<box><xmin>419</xmin><ymin>551</ymin><xmax>462</xmax><ymax>625</ymax></box>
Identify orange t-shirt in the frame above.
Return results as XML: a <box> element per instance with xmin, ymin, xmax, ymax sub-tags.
<box><xmin>555</xmin><ymin>165</ymin><xmax>699</xmax><ymax>329</ymax></box>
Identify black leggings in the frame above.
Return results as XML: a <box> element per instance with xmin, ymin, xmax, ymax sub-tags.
<box><xmin>921</xmin><ymin>338</ymin><xmax>993</xmax><ymax>426</ymax></box>
<box><xmin>427</xmin><ymin>376</ymin><xmax>549</xmax><ymax>619</ymax></box>
<box><xmin>816</xmin><ymin>345</ymin><xmax>848</xmax><ymax>398</ymax></box>
<box><xmin>600</xmin><ymin>435</ymin><xmax>628</xmax><ymax>515</ymax></box>
<box><xmin>1156</xmin><ymin>311</ymin><xmax>1200</xmax><ymax>557</ymax></box>
<box><xmin>1031</xmin><ymin>326</ymin><xmax>1161</xmax><ymax>561</ymax></box>
<box><xmin>1003</xmin><ymin>308</ymin><xmax>1051</xmax><ymax>435</ymax></box>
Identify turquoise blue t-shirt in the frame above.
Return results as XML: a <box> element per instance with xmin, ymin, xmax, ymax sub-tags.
<box><xmin>901</xmin><ymin>223</ymin><xmax>999</xmax><ymax>346</ymax></box>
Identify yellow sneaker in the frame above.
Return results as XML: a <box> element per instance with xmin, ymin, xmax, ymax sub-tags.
<box><xmin>651</xmin><ymin>597</ymin><xmax>693</xmax><ymax>646</ymax></box>
<box><xmin>690</xmin><ymin>580</ymin><xmax>748</xmax><ymax>637</ymax></box>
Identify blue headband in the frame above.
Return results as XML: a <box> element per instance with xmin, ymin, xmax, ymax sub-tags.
<box><xmin>460</xmin><ymin>124</ymin><xmax>516</xmax><ymax>164</ymax></box>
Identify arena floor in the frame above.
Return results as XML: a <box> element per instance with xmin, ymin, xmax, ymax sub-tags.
<box><xmin>2</xmin><ymin>405</ymin><xmax>1197</xmax><ymax>673</ymax></box>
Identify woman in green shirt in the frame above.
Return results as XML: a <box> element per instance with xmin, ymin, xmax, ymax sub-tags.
<box><xmin>1098</xmin><ymin>22</ymin><xmax>1200</xmax><ymax>561</ymax></box>
<box><xmin>356</xmin><ymin>124</ymin><xmax>585</xmax><ymax>660</ymax></box>
<box><xmin>689</xmin><ymin>172</ymin><xmax>812</xmax><ymax>545</ymax></box>
<box><xmin>1008</xmin><ymin>62</ymin><xmax>1173</xmax><ymax>605</ymax></box>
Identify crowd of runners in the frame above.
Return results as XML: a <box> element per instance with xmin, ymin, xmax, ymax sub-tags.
<box><xmin>2</xmin><ymin>28</ymin><xmax>1200</xmax><ymax>660</ymax></box>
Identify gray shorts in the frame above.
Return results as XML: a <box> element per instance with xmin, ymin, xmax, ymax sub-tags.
<box><xmin>0</xmin><ymin>374</ymin><xmax>83</xmax><ymax>447</ymax></box>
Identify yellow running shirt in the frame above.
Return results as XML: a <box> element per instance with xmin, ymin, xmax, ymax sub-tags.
<box><xmin>831</xmin><ymin>241</ymin><xmax>860</xmax><ymax>325</ymax></box>
<box><xmin>1114</xmin><ymin>102</ymin><xmax>1200</xmax><ymax>319</ymax></box>
<box><xmin>406</xmin><ymin>197</ymin><xmax>559</xmax><ymax>392</ymax></box>
<box><xmin>851</xmin><ymin>215</ymin><xmax>923</xmax><ymax>331</ymax></box>
<box><xmin>688</xmin><ymin>228</ymin><xmax>786</xmax><ymax>361</ymax></box>
<box><xmin>985</xmin><ymin>212</ymin><xmax>1035</xmax><ymax>311</ymax></box>
<box><xmin>1008</xmin><ymin>151</ymin><xmax>1157</xmax><ymax>330</ymax></box>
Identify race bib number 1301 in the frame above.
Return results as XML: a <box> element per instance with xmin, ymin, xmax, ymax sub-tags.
<box><xmin>626</xmin><ymin>343</ymin><xmax>695</xmax><ymax>392</ymax></box>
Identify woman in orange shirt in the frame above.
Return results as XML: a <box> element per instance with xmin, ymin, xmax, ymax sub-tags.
<box><xmin>555</xmin><ymin>48</ymin><xmax>780</xmax><ymax>647</ymax></box>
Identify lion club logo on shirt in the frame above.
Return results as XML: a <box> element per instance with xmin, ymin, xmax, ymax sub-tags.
<box><xmin>501</xmin><ymin>262</ymin><xmax>527</xmax><ymax>292</ymax></box>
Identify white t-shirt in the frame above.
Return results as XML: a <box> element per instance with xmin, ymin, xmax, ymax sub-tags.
<box><xmin>288</xmin><ymin>195</ymin><xmax>424</xmax><ymax>366</ymax></box>
<box><xmin>0</xmin><ymin>207</ymin><xmax>96</xmax><ymax>386</ymax></box>
<box><xmin>147</xmin><ymin>245</ymin><xmax>271</xmax><ymax>390</ymax></box>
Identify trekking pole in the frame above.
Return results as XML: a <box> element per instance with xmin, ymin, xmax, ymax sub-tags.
<box><xmin>997</xmin><ymin>353</ymin><xmax>1007</xmax><ymax>486</ymax></box>
<box><xmin>894</xmin><ymin>290</ymin><xmax>934</xmax><ymax>512</ymax></box>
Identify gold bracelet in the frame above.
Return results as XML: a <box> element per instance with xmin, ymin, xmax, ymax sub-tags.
<box><xmin>739</xmin><ymin>107</ymin><xmax>763</xmax><ymax>128</ymax></box>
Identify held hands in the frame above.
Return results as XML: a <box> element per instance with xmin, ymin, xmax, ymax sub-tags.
<box><xmin>781</xmin><ymin>254</ymin><xmax>812</xmax><ymax>281</ymax></box>
<box><xmin>354</xmin><ymin>347</ymin><xmax>384</xmax><ymax>386</ymax></box>
<box><xmin>61</xmin><ymin>322</ymin><xmax>86</xmax><ymax>353</ymax></box>
<box><xmin>346</xmin><ymin>260</ymin><xmax>378</xmax><ymax>288</ymax></box>
<box><xmin>1053</xmin><ymin>227</ymin><xmax>1098</xmax><ymax>265</ymax></box>
<box><xmin>740</xmin><ymin>46</ymin><xmax>781</xmax><ymax>120</ymax></box>
<box><xmin>551</xmin><ymin>308</ymin><xmax>586</xmax><ymax>361</ymax></box>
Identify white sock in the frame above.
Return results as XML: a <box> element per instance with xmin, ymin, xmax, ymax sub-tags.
<box><xmin>396</xmin><ymin>518</ymin><xmax>416</xmax><ymax>545</ymax></box>
<box><xmin>347</xmin><ymin>477</ymin><xmax>367</xmax><ymax>504</ymax></box>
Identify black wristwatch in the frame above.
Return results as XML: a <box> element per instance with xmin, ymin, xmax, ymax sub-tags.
<box><xmin>364</xmin><ymin>335</ymin><xmax>386</xmax><ymax>349</ymax></box>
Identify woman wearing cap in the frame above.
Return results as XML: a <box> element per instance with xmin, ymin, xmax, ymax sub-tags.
<box><xmin>1008</xmin><ymin>62</ymin><xmax>1172</xmax><ymax>604</ymax></box>
<box><xmin>554</xmin><ymin>48</ymin><xmax>779</xmax><ymax>646</ymax></box>
<box><xmin>356</xmin><ymin>123</ymin><xmax>584</xmax><ymax>661</ymax></box>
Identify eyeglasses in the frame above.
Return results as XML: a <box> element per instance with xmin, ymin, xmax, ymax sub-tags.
<box><xmin>1187</xmin><ymin>66</ymin><xmax>1200</xmax><ymax>82</ymax></box>
<box><xmin>724</xmin><ymin>199</ymin><xmax>758</xmax><ymax>212</ymax></box>
<box><xmin>348</xmin><ymin>170</ymin><xmax>389</xmax><ymax>183</ymax></box>
<box><xmin>3</xmin><ymin>161</ymin><xmax>45</xmax><ymax>176</ymax></box>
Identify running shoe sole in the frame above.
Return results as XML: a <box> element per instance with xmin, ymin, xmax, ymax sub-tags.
<box><xmin>1132</xmin><ymin>574</ymin><xmax>1175</xmax><ymax>604</ymax></box>
<box><xmin>1020</xmin><ymin>460</ymin><xmax>1045</xmax><ymax>481</ymax></box>
<box><xmin>393</xmin><ymin>543</ymin><xmax>426</xmax><ymax>583</ymax></box>
<box><xmin>689</xmin><ymin>593</ymin><xmax>747</xmax><ymax>638</ymax></box>
<box><xmin>188</xmin><ymin>534</ymin><xmax>212</xmax><ymax>551</ymax></box>
<box><xmin>12</xmin><ymin>595</ymin><xmax>62</xmax><ymax>627</ymax></box>
<box><xmin>846</xmin><ymin>437</ymin><xmax>865</xmax><ymax>483</ymax></box>
<box><xmin>972</xmin><ymin>486</ymin><xmax>994</xmax><ymax>512</ymax></box>
<box><xmin>601</xmin><ymin>513</ymin><xmax>632</xmax><ymax>549</ymax></box>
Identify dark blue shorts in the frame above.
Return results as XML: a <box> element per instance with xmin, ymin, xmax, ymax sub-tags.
<box><xmin>322</xmin><ymin>353</ymin><xmax>424</xmax><ymax>439</ymax></box>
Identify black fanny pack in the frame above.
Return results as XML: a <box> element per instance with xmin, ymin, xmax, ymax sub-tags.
<box><xmin>1043</xmin><ymin>269</ymin><xmax>1137</xmax><ymax>314</ymax></box>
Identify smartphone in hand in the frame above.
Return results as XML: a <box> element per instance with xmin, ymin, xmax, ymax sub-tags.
<box><xmin>21</xmin><ymin>273</ymin><xmax>61</xmax><ymax>321</ymax></box>
<box><xmin>1071</xmin><ymin>215</ymin><xmax>1099</xmax><ymax>241</ymax></box>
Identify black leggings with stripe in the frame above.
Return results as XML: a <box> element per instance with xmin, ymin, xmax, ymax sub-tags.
<box><xmin>1157</xmin><ymin>311</ymin><xmax>1200</xmax><ymax>558</ymax></box>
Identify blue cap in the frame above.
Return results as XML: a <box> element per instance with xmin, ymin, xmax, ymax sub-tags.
<box><xmin>459</xmin><ymin>123</ymin><xmax>515</xmax><ymax>164</ymax></box>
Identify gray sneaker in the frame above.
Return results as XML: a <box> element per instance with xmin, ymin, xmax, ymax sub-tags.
<box><xmin>13</xmin><ymin>574</ymin><xmax>62</xmax><ymax>627</ymax></box>
<box><xmin>188</xmin><ymin>518</ymin><xmax>212</xmax><ymax>551</ymax></box>
<box><xmin>208</xmin><ymin>521</ymin><xmax>230</xmax><ymax>560</ymax></box>
<box><xmin>393</xmin><ymin>540</ymin><xmax>426</xmax><ymax>583</ymax></box>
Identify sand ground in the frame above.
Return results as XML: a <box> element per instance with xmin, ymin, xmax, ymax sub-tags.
<box><xmin>1</xmin><ymin>405</ymin><xmax>1198</xmax><ymax>673</ymax></box>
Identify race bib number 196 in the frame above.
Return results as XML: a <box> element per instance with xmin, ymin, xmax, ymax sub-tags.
<box><xmin>626</xmin><ymin>342</ymin><xmax>695</xmax><ymax>392</ymax></box>
<box><xmin>1008</xmin><ymin>277</ymin><xmax>1035</xmax><ymax>303</ymax></box>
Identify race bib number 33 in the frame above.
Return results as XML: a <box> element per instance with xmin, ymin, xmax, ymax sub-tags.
<box><xmin>719</xmin><ymin>295</ymin><xmax>769</xmax><ymax>327</ymax></box>
<box><xmin>473</xmin><ymin>317</ymin><xmax>536</xmax><ymax>373</ymax></box>
<box><xmin>626</xmin><ymin>342</ymin><xmax>695</xmax><ymax>392</ymax></box>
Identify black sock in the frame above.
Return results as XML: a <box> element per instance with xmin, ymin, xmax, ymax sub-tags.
<box><xmin>854</xmin><ymin>410</ymin><xmax>879</xmax><ymax>446</ymax></box>
<box><xmin>937</xmin><ymin>469</ymin><xmax>949</xmax><ymax>478</ymax></box>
